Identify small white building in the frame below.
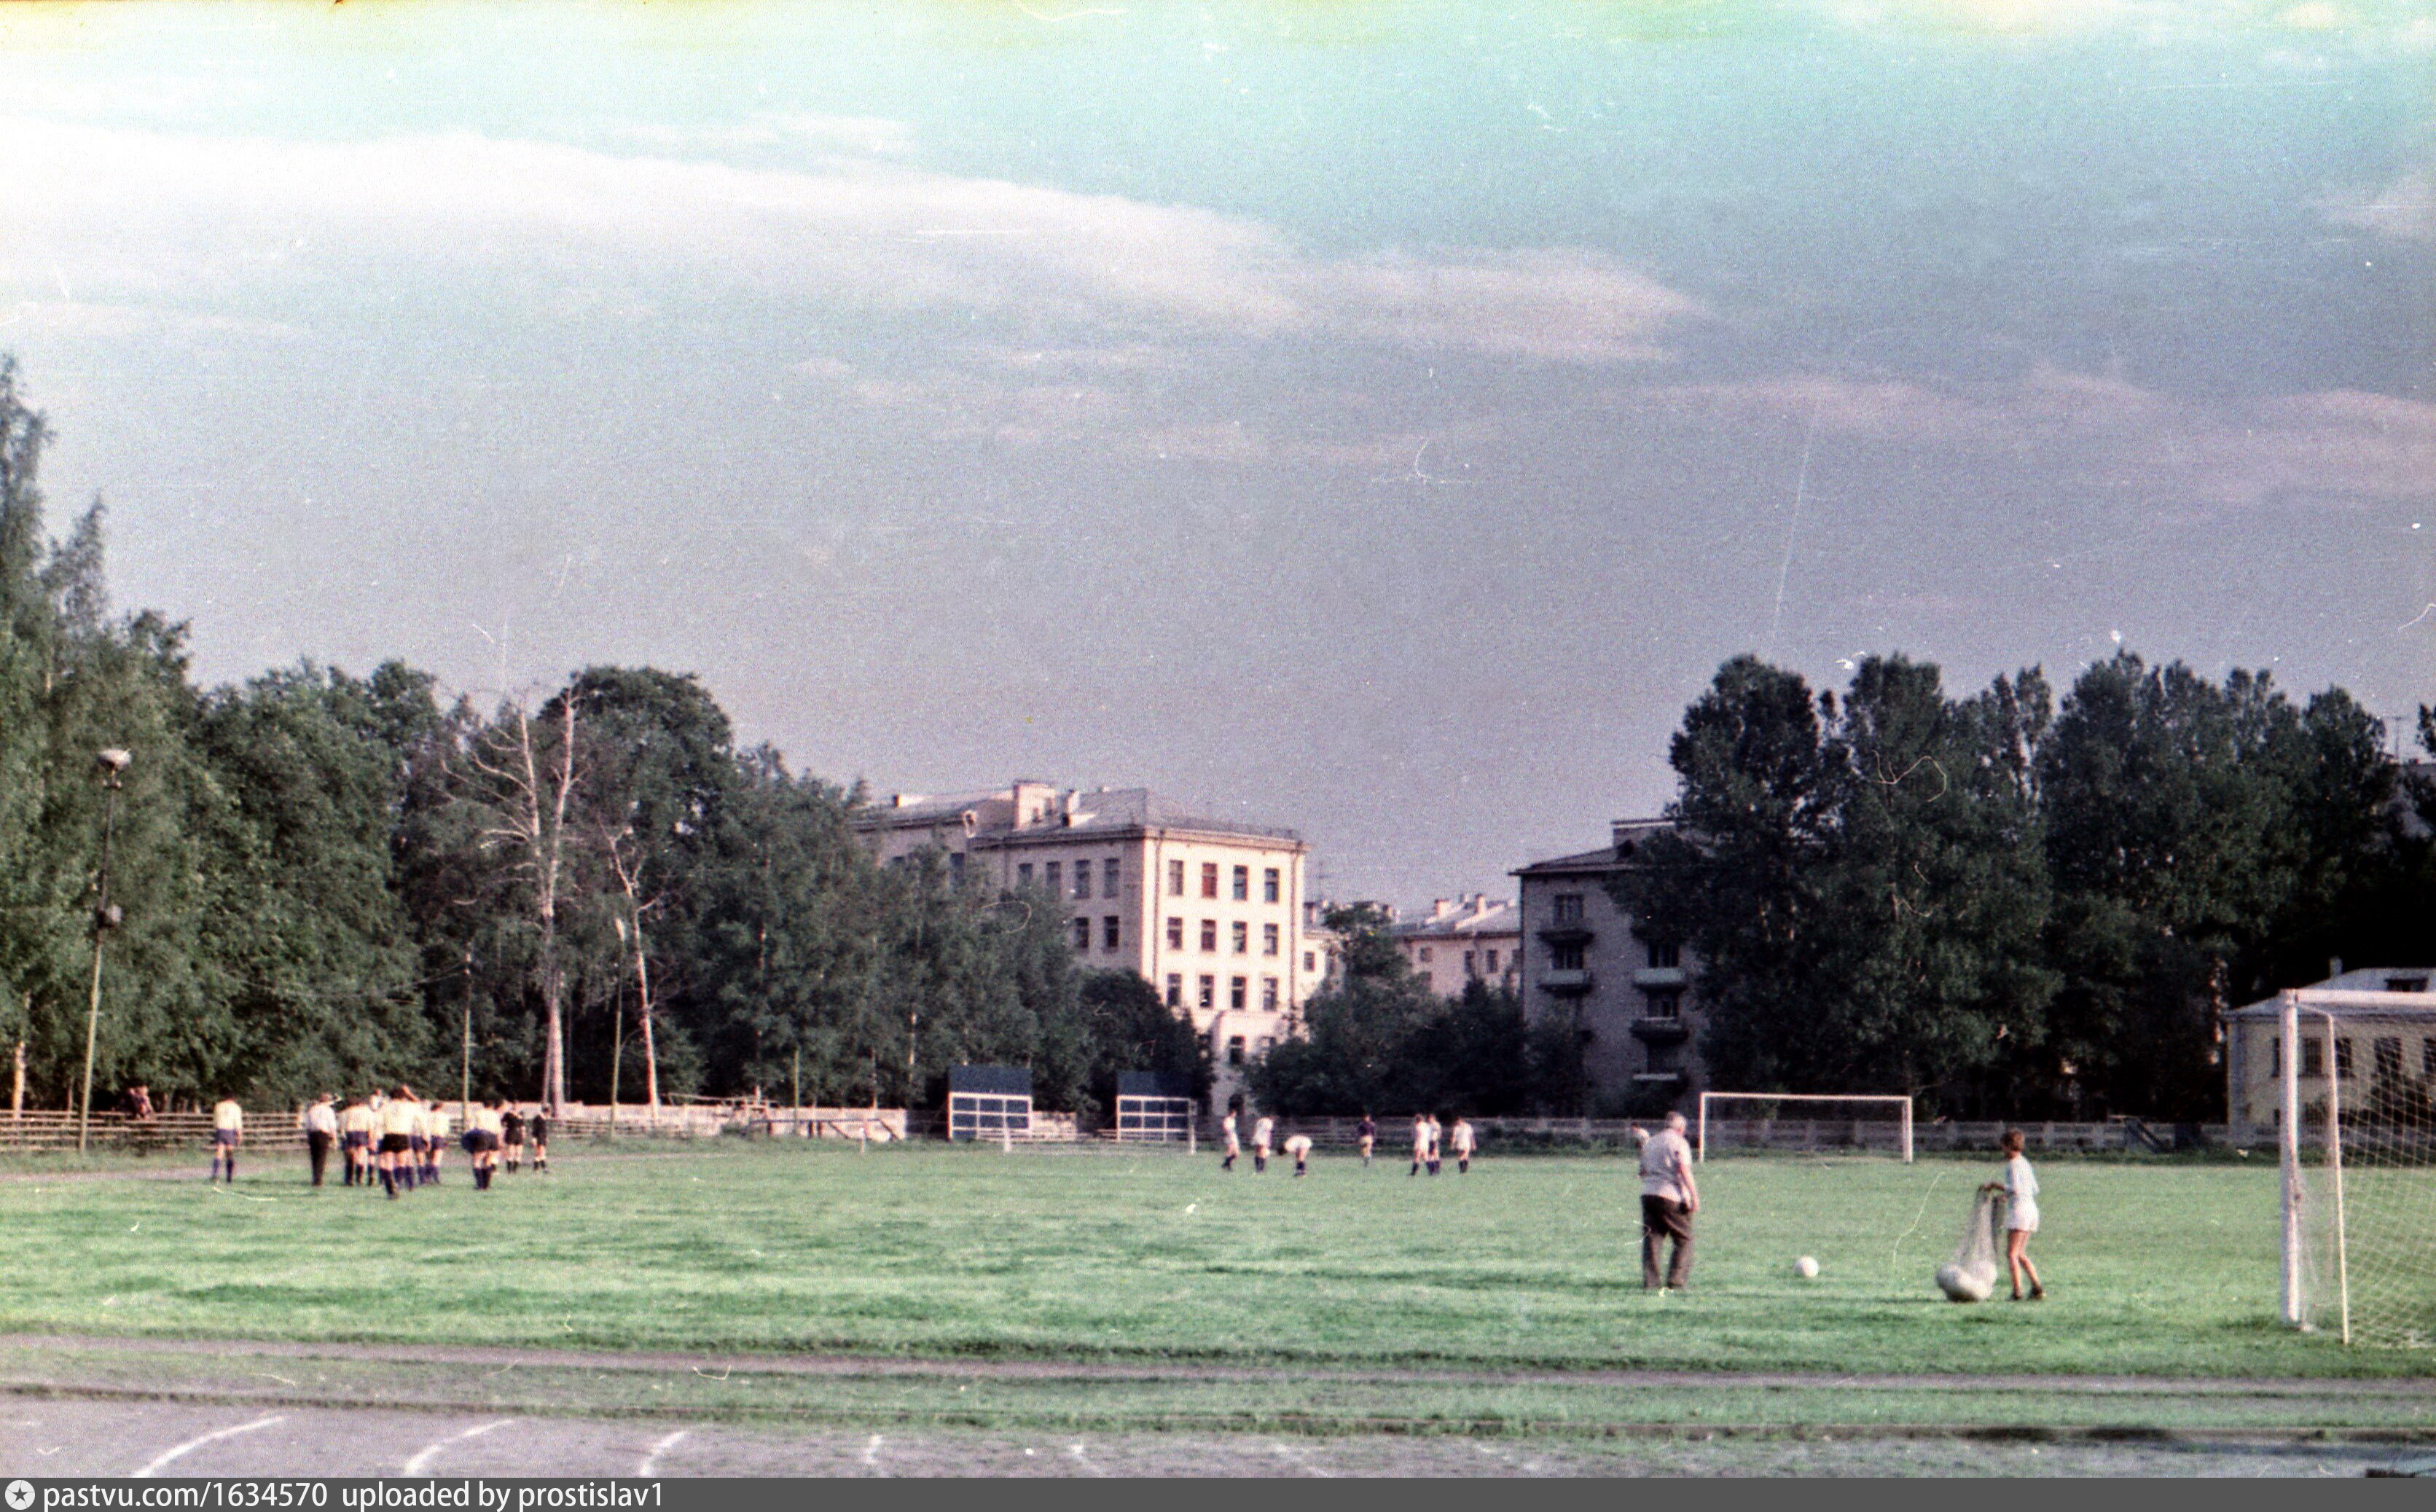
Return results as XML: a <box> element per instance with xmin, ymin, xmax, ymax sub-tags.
<box><xmin>2224</xmin><ymin>965</ymin><xmax>2436</xmax><ymax>1136</ymax></box>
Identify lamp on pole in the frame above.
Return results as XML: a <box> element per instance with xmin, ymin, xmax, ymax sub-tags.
<box><xmin>77</xmin><ymin>747</ymin><xmax>130</xmax><ymax>1154</ymax></box>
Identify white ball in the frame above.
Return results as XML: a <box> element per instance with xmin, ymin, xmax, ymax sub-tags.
<box><xmin>1793</xmin><ymin>1256</ymin><xmax>1820</xmax><ymax>1280</ymax></box>
<box><xmin>1937</xmin><ymin>1263</ymin><xmax>1992</xmax><ymax>1303</ymax></box>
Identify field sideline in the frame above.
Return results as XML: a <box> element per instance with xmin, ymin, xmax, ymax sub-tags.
<box><xmin>0</xmin><ymin>1140</ymin><xmax>2416</xmax><ymax>1390</ymax></box>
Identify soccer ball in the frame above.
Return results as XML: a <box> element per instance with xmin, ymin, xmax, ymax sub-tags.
<box><xmin>1936</xmin><ymin>1263</ymin><xmax>1993</xmax><ymax>1303</ymax></box>
<box><xmin>1793</xmin><ymin>1256</ymin><xmax>1820</xmax><ymax>1280</ymax></box>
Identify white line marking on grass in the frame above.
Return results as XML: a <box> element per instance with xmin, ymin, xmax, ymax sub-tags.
<box><xmin>635</xmin><ymin>1429</ymin><xmax>689</xmax><ymax>1478</ymax></box>
<box><xmin>133</xmin><ymin>1414</ymin><xmax>286</xmax><ymax>1476</ymax></box>
<box><xmin>1269</xmin><ymin>1441</ymin><xmax>1333</xmax><ymax>1477</ymax></box>
<box><xmin>861</xmin><ymin>1433</ymin><xmax>885</xmax><ymax>1471</ymax></box>
<box><xmin>1065</xmin><ymin>1441</ymin><xmax>1105</xmax><ymax>1476</ymax></box>
<box><xmin>402</xmin><ymin>1419</ymin><xmax>516</xmax><ymax>1476</ymax></box>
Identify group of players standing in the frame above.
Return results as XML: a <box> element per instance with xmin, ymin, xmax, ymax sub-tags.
<box><xmin>1215</xmin><ymin>1102</ymin><xmax>1476</xmax><ymax>1178</ymax></box>
<box><xmin>294</xmin><ymin>1089</ymin><xmax>550</xmax><ymax>1196</ymax></box>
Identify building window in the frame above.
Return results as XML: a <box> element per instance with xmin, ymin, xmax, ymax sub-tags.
<box><xmin>1554</xmin><ymin>893</ymin><xmax>1584</xmax><ymax>923</ymax></box>
<box><xmin>948</xmin><ymin>852</ymin><xmax>966</xmax><ymax>882</ymax></box>
<box><xmin>2388</xmin><ymin>976</ymin><xmax>2431</xmax><ymax>994</ymax></box>
<box><xmin>1044</xmin><ymin>861</ymin><xmax>1062</xmax><ymax>895</ymax></box>
<box><xmin>1074</xmin><ymin>861</ymin><xmax>1094</xmax><ymax>898</ymax></box>
<box><xmin>1485</xmin><ymin>949</ymin><xmax>1499</xmax><ymax>972</ymax></box>
<box><xmin>1304</xmin><ymin>951</ymin><xmax>1317</xmax><ymax>971</ymax></box>
<box><xmin>1070</xmin><ymin>917</ymin><xmax>1090</xmax><ymax>950</ymax></box>
<box><xmin>1262</xmin><ymin>923</ymin><xmax>1280</xmax><ymax>956</ymax></box>
<box><xmin>1200</xmin><ymin>919</ymin><xmax>1218</xmax><ymax>952</ymax></box>
<box><xmin>1231</xmin><ymin>920</ymin><xmax>1249</xmax><ymax>955</ymax></box>
<box><xmin>1167</xmin><ymin>917</ymin><xmax>1184</xmax><ymax>949</ymax></box>
<box><xmin>1261</xmin><ymin>976</ymin><xmax>1279</xmax><ymax>1011</ymax></box>
<box><xmin>1103</xmin><ymin>916</ymin><xmax>1121</xmax><ymax>950</ymax></box>
<box><xmin>1165</xmin><ymin>974</ymin><xmax>1183</xmax><ymax>1008</ymax></box>
<box><xmin>1169</xmin><ymin>859</ymin><xmax>1185</xmax><ymax>896</ymax></box>
<box><xmin>1648</xmin><ymin>990</ymin><xmax>1682</xmax><ymax>1020</ymax></box>
<box><xmin>1551</xmin><ymin>942</ymin><xmax>1586</xmax><ymax>971</ymax></box>
<box><xmin>1256</xmin><ymin>1037</ymin><xmax>1274</xmax><ymax>1055</ymax></box>
<box><xmin>1418</xmin><ymin>947</ymin><xmax>1433</xmax><ymax>963</ymax></box>
<box><xmin>1198</xmin><ymin>975</ymin><xmax>1216</xmax><ymax>1011</ymax></box>
<box><xmin>2336</xmin><ymin>1038</ymin><xmax>2354</xmax><ymax>1077</ymax></box>
<box><xmin>1103</xmin><ymin>859</ymin><xmax>1121</xmax><ymax>898</ymax></box>
<box><xmin>1648</xmin><ymin>940</ymin><xmax>1680</xmax><ymax>969</ymax></box>
<box><xmin>2303</xmin><ymin>1038</ymin><xmax>2325</xmax><ymax>1077</ymax></box>
<box><xmin>1201</xmin><ymin>863</ymin><xmax>1219</xmax><ymax>898</ymax></box>
<box><xmin>1018</xmin><ymin>863</ymin><xmax>1034</xmax><ymax>886</ymax></box>
<box><xmin>1463</xmin><ymin>951</ymin><xmax>1476</xmax><ymax>975</ymax></box>
<box><xmin>1226</xmin><ymin>1035</ymin><xmax>1245</xmax><ymax>1066</ymax></box>
<box><xmin>1263</xmin><ymin>867</ymin><xmax>1280</xmax><ymax>903</ymax></box>
<box><xmin>2271</xmin><ymin>1038</ymin><xmax>2281</xmax><ymax>1076</ymax></box>
<box><xmin>2375</xmin><ymin>1038</ymin><xmax>2402</xmax><ymax>1083</ymax></box>
<box><xmin>1230</xmin><ymin>976</ymin><xmax>1247</xmax><ymax>1011</ymax></box>
<box><xmin>1227</xmin><ymin>865</ymin><xmax>1246</xmax><ymax>901</ymax></box>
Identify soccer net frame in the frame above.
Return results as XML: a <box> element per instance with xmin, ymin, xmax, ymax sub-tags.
<box><xmin>2278</xmin><ymin>987</ymin><xmax>2436</xmax><ymax>1349</ymax></box>
<box><xmin>1696</xmin><ymin>1092</ymin><xmax>1914</xmax><ymax>1163</ymax></box>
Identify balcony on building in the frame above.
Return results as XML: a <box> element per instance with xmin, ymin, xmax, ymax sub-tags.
<box><xmin>1537</xmin><ymin>968</ymin><xmax>1594</xmax><ymax>995</ymax></box>
<box><xmin>1629</xmin><ymin>1017</ymin><xmax>1690</xmax><ymax>1046</ymax></box>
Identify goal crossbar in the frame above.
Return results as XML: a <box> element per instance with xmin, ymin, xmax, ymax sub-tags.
<box><xmin>1697</xmin><ymin>1092</ymin><xmax>1914</xmax><ymax>1163</ymax></box>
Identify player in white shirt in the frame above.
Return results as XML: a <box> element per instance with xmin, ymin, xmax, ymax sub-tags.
<box><xmin>1425</xmin><ymin>1113</ymin><xmax>1444</xmax><ymax>1175</ymax></box>
<box><xmin>1409</xmin><ymin>1113</ymin><xmax>1430</xmax><ymax>1177</ymax></box>
<box><xmin>376</xmin><ymin>1085</ymin><xmax>421</xmax><ymax>1199</ymax></box>
<box><xmin>210</xmin><ymin>1097</ymin><xmax>243</xmax><ymax>1185</ymax></box>
<box><xmin>300</xmin><ymin>1094</ymin><xmax>338</xmax><ymax>1187</ymax></box>
<box><xmin>1220</xmin><ymin>1106</ymin><xmax>1241</xmax><ymax>1171</ymax></box>
<box><xmin>1983</xmin><ymin>1128</ymin><xmax>2046</xmax><ymax>1301</ymax></box>
<box><xmin>1635</xmin><ymin>1110</ymin><xmax>1699</xmax><ymax>1290</ymax></box>
<box><xmin>339</xmin><ymin>1096</ymin><xmax>375</xmax><ymax>1187</ymax></box>
<box><xmin>1283</xmin><ymin>1132</ymin><xmax>1313</xmax><ymax>1177</ymax></box>
<box><xmin>1251</xmin><ymin>1114</ymin><xmax>1275</xmax><ymax>1173</ymax></box>
<box><xmin>420</xmin><ymin>1101</ymin><xmax>450</xmax><ymax>1185</ymax></box>
<box><xmin>1449</xmin><ymin>1116</ymin><xmax>1477</xmax><ymax>1174</ymax></box>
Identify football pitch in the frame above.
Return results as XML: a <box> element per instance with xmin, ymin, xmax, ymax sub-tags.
<box><xmin>0</xmin><ymin>1141</ymin><xmax>2429</xmax><ymax>1466</ymax></box>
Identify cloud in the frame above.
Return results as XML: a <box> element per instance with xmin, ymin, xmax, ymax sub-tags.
<box><xmin>2325</xmin><ymin>166</ymin><xmax>2435</xmax><ymax>243</ymax></box>
<box><xmin>0</xmin><ymin>118</ymin><xmax>1704</xmax><ymax>367</ymax></box>
<box><xmin>1629</xmin><ymin>367</ymin><xmax>2436</xmax><ymax>509</ymax></box>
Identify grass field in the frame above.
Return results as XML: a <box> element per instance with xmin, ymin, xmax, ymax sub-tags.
<box><xmin>0</xmin><ymin>1140</ymin><xmax>2415</xmax><ymax>1390</ymax></box>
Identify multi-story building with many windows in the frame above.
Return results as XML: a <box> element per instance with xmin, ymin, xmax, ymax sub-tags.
<box><xmin>1512</xmin><ymin>818</ymin><xmax>1703</xmax><ymax>1113</ymax></box>
<box><xmin>1390</xmin><ymin>895</ymin><xmax>1521</xmax><ymax>998</ymax></box>
<box><xmin>851</xmin><ymin>780</ymin><xmax>1317</xmax><ymax>1104</ymax></box>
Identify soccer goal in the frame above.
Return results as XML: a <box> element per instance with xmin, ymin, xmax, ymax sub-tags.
<box><xmin>2272</xmin><ymin>987</ymin><xmax>2436</xmax><ymax>1348</ymax></box>
<box><xmin>1696</xmin><ymin>1092</ymin><xmax>1914</xmax><ymax>1162</ymax></box>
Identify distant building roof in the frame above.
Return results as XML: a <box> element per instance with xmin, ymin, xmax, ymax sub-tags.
<box><xmin>850</xmin><ymin>780</ymin><xmax>1301</xmax><ymax>846</ymax></box>
<box><xmin>1513</xmin><ymin>818</ymin><xmax>1675</xmax><ymax>878</ymax></box>
<box><xmin>1389</xmin><ymin>895</ymin><xmax>1520</xmax><ymax>941</ymax></box>
<box><xmin>2226</xmin><ymin>967</ymin><xmax>2436</xmax><ymax>1019</ymax></box>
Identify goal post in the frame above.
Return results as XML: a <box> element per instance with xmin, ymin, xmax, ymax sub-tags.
<box><xmin>2275</xmin><ymin>987</ymin><xmax>2436</xmax><ymax>1348</ymax></box>
<box><xmin>1697</xmin><ymin>1092</ymin><xmax>1914</xmax><ymax>1163</ymax></box>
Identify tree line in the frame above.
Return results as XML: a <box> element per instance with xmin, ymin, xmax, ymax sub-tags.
<box><xmin>0</xmin><ymin>359</ymin><xmax>1203</xmax><ymax>1119</ymax></box>
<box><xmin>1621</xmin><ymin>653</ymin><xmax>2436</xmax><ymax>1121</ymax></box>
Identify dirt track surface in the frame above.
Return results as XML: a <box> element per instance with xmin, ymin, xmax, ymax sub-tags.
<box><xmin>0</xmin><ymin>1398</ymin><xmax>2414</xmax><ymax>1477</ymax></box>
<box><xmin>1</xmin><ymin>1331</ymin><xmax>2427</xmax><ymax>1401</ymax></box>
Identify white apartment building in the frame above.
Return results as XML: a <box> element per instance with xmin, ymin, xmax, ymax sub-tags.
<box><xmin>1390</xmin><ymin>895</ymin><xmax>1521</xmax><ymax>997</ymax></box>
<box><xmin>851</xmin><ymin>780</ymin><xmax>1320</xmax><ymax>1097</ymax></box>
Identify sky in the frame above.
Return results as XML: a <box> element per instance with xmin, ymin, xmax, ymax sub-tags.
<box><xmin>1</xmin><ymin>0</ymin><xmax>2430</xmax><ymax>911</ymax></box>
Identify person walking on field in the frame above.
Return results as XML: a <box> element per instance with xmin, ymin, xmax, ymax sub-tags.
<box><xmin>1220</xmin><ymin>1105</ymin><xmax>1241</xmax><ymax>1171</ymax></box>
<box><xmin>527</xmin><ymin>1107</ymin><xmax>550</xmax><ymax>1172</ymax></box>
<box><xmin>340</xmin><ymin>1095</ymin><xmax>374</xmax><ymax>1186</ymax></box>
<box><xmin>1251</xmin><ymin>1113</ymin><xmax>1274</xmax><ymax>1174</ymax></box>
<box><xmin>300</xmin><ymin>1094</ymin><xmax>337</xmax><ymax>1187</ymax></box>
<box><xmin>377</xmin><ymin>1085</ymin><xmax>420</xmax><ymax>1199</ymax></box>
<box><xmin>1409</xmin><ymin>1113</ymin><xmax>1430</xmax><ymax>1177</ymax></box>
<box><xmin>209</xmin><ymin>1096</ymin><xmax>243</xmax><ymax>1184</ymax></box>
<box><xmin>501</xmin><ymin>1103</ymin><xmax>526</xmax><ymax>1173</ymax></box>
<box><xmin>1425</xmin><ymin>1113</ymin><xmax>1444</xmax><ymax>1175</ymax></box>
<box><xmin>1356</xmin><ymin>1113</ymin><xmax>1376</xmax><ymax>1168</ymax></box>
<box><xmin>1983</xmin><ymin>1129</ymin><xmax>2046</xmax><ymax>1301</ymax></box>
<box><xmin>1449</xmin><ymin>1115</ymin><xmax>1477</xmax><ymax>1174</ymax></box>
<box><xmin>1636</xmin><ymin>1109</ymin><xmax>1699</xmax><ymax>1290</ymax></box>
<box><xmin>1284</xmin><ymin>1132</ymin><xmax>1313</xmax><ymax>1177</ymax></box>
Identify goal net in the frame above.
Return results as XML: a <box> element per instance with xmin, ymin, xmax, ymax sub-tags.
<box><xmin>1697</xmin><ymin>1092</ymin><xmax>1914</xmax><ymax>1162</ymax></box>
<box><xmin>2278</xmin><ymin>989</ymin><xmax>2436</xmax><ymax>1349</ymax></box>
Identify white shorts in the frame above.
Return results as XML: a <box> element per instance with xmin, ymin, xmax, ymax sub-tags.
<box><xmin>2006</xmin><ymin>1214</ymin><xmax>2040</xmax><ymax>1234</ymax></box>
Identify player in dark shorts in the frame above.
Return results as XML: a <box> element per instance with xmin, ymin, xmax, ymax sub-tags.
<box><xmin>527</xmin><ymin>1109</ymin><xmax>549</xmax><ymax>1172</ymax></box>
<box><xmin>501</xmin><ymin>1105</ymin><xmax>526</xmax><ymax>1172</ymax></box>
<box><xmin>377</xmin><ymin>1084</ymin><xmax>420</xmax><ymax>1199</ymax></box>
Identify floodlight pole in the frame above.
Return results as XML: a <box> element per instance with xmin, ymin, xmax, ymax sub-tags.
<box><xmin>76</xmin><ymin>751</ymin><xmax>129</xmax><ymax>1155</ymax></box>
<box><xmin>2279</xmin><ymin>992</ymin><xmax>2303</xmax><ymax>1328</ymax></box>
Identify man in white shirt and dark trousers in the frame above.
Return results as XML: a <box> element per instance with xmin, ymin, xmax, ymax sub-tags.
<box><xmin>1636</xmin><ymin>1110</ymin><xmax>1699</xmax><ymax>1290</ymax></box>
<box><xmin>300</xmin><ymin>1094</ymin><xmax>338</xmax><ymax>1187</ymax></box>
